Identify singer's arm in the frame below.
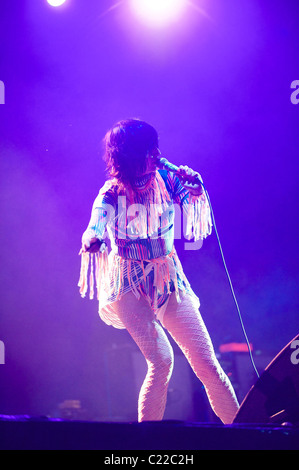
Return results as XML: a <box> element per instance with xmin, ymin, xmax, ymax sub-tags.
<box><xmin>176</xmin><ymin>165</ymin><xmax>203</xmax><ymax>196</ymax></box>
<box><xmin>80</xmin><ymin>192</ymin><xmax>114</xmax><ymax>254</ymax></box>
<box><xmin>167</xmin><ymin>170</ymin><xmax>212</xmax><ymax>241</ymax></box>
<box><xmin>169</xmin><ymin>168</ymin><xmax>203</xmax><ymax>205</ymax></box>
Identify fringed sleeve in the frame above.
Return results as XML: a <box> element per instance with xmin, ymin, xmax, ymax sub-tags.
<box><xmin>184</xmin><ymin>192</ymin><xmax>212</xmax><ymax>241</ymax></box>
<box><xmin>169</xmin><ymin>172</ymin><xmax>212</xmax><ymax>242</ymax></box>
<box><xmin>79</xmin><ymin>182</ymin><xmax>115</xmax><ymax>301</ymax></box>
<box><xmin>78</xmin><ymin>247</ymin><xmax>109</xmax><ymax>301</ymax></box>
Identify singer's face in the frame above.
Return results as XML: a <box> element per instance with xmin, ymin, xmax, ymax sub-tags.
<box><xmin>147</xmin><ymin>147</ymin><xmax>161</xmax><ymax>173</ymax></box>
<box><xmin>131</xmin><ymin>147</ymin><xmax>160</xmax><ymax>189</ymax></box>
<box><xmin>137</xmin><ymin>147</ymin><xmax>161</xmax><ymax>176</ymax></box>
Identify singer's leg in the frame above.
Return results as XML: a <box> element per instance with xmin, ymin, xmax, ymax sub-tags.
<box><xmin>163</xmin><ymin>292</ymin><xmax>239</xmax><ymax>424</ymax></box>
<box><xmin>112</xmin><ymin>292</ymin><xmax>174</xmax><ymax>422</ymax></box>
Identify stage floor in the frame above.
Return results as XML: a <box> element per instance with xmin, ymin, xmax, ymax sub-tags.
<box><xmin>0</xmin><ymin>415</ymin><xmax>298</xmax><ymax>450</ymax></box>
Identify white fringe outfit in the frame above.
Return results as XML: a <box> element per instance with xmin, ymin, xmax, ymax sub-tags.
<box><xmin>78</xmin><ymin>170</ymin><xmax>239</xmax><ymax>423</ymax></box>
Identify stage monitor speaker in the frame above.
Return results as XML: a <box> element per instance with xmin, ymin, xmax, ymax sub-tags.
<box><xmin>233</xmin><ymin>334</ymin><xmax>299</xmax><ymax>426</ymax></box>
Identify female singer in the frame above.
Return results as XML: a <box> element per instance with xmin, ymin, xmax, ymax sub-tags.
<box><xmin>79</xmin><ymin>119</ymin><xmax>239</xmax><ymax>423</ymax></box>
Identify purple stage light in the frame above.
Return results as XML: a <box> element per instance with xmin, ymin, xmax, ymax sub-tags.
<box><xmin>47</xmin><ymin>0</ymin><xmax>67</xmax><ymax>7</ymax></box>
<box><xmin>129</xmin><ymin>0</ymin><xmax>187</xmax><ymax>28</ymax></box>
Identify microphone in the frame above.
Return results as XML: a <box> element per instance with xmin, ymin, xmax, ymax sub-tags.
<box><xmin>157</xmin><ymin>157</ymin><xmax>203</xmax><ymax>186</ymax></box>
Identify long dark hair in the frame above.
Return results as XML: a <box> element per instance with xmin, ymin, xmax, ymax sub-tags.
<box><xmin>103</xmin><ymin>119</ymin><xmax>159</xmax><ymax>187</ymax></box>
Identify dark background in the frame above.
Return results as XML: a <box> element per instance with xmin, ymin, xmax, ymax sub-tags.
<box><xmin>0</xmin><ymin>0</ymin><xmax>298</xmax><ymax>421</ymax></box>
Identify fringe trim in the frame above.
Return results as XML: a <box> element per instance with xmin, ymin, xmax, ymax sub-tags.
<box><xmin>78</xmin><ymin>247</ymin><xmax>188</xmax><ymax>312</ymax></box>
<box><xmin>123</xmin><ymin>171</ymin><xmax>172</xmax><ymax>239</ymax></box>
<box><xmin>78</xmin><ymin>249</ymin><xmax>109</xmax><ymax>301</ymax></box>
<box><xmin>78</xmin><ymin>172</ymin><xmax>211</xmax><ymax>310</ymax></box>
<box><xmin>185</xmin><ymin>193</ymin><xmax>212</xmax><ymax>241</ymax></box>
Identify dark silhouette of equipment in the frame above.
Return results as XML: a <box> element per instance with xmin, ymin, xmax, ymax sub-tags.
<box><xmin>233</xmin><ymin>334</ymin><xmax>299</xmax><ymax>426</ymax></box>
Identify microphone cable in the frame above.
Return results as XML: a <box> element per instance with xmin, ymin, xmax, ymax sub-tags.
<box><xmin>157</xmin><ymin>156</ymin><xmax>260</xmax><ymax>379</ymax></box>
<box><xmin>200</xmin><ymin>180</ymin><xmax>260</xmax><ymax>380</ymax></box>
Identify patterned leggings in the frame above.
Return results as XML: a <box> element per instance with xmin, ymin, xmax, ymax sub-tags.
<box><xmin>113</xmin><ymin>291</ymin><xmax>239</xmax><ymax>424</ymax></box>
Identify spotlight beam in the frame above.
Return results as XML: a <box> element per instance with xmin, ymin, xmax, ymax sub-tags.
<box><xmin>97</xmin><ymin>1</ymin><xmax>125</xmax><ymax>20</ymax></box>
<box><xmin>129</xmin><ymin>0</ymin><xmax>188</xmax><ymax>28</ymax></box>
<box><xmin>187</xmin><ymin>0</ymin><xmax>212</xmax><ymax>22</ymax></box>
<box><xmin>47</xmin><ymin>0</ymin><xmax>67</xmax><ymax>7</ymax></box>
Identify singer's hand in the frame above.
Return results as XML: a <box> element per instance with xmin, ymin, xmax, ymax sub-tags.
<box><xmin>79</xmin><ymin>238</ymin><xmax>105</xmax><ymax>255</ymax></box>
<box><xmin>178</xmin><ymin>165</ymin><xmax>203</xmax><ymax>196</ymax></box>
